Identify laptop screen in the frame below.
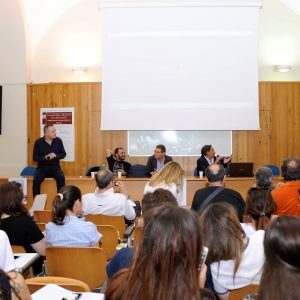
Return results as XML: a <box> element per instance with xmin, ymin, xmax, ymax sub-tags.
<box><xmin>228</xmin><ymin>163</ymin><xmax>254</xmax><ymax>177</ymax></box>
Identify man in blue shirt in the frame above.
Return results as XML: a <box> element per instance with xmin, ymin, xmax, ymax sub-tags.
<box><xmin>32</xmin><ymin>124</ymin><xmax>66</xmax><ymax>196</ymax></box>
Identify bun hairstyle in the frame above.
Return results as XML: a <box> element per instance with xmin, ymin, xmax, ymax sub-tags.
<box><xmin>51</xmin><ymin>185</ymin><xmax>81</xmax><ymax>225</ymax></box>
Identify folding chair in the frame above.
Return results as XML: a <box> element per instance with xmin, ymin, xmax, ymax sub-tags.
<box><xmin>229</xmin><ymin>284</ymin><xmax>260</xmax><ymax>300</ymax></box>
<box><xmin>26</xmin><ymin>276</ymin><xmax>90</xmax><ymax>293</ymax></box>
<box><xmin>97</xmin><ymin>225</ymin><xmax>120</xmax><ymax>260</ymax></box>
<box><xmin>46</xmin><ymin>246</ymin><xmax>107</xmax><ymax>290</ymax></box>
<box><xmin>34</xmin><ymin>210</ymin><xmax>52</xmax><ymax>223</ymax></box>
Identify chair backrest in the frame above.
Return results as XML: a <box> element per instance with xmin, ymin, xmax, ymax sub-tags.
<box><xmin>46</xmin><ymin>246</ymin><xmax>107</xmax><ymax>290</ymax></box>
<box><xmin>34</xmin><ymin>210</ymin><xmax>52</xmax><ymax>223</ymax></box>
<box><xmin>36</xmin><ymin>222</ymin><xmax>46</xmax><ymax>232</ymax></box>
<box><xmin>265</xmin><ymin>165</ymin><xmax>280</xmax><ymax>176</ymax></box>
<box><xmin>26</xmin><ymin>276</ymin><xmax>90</xmax><ymax>293</ymax></box>
<box><xmin>85</xmin><ymin>166</ymin><xmax>100</xmax><ymax>176</ymax></box>
<box><xmin>133</xmin><ymin>226</ymin><xmax>143</xmax><ymax>247</ymax></box>
<box><xmin>29</xmin><ymin>194</ymin><xmax>47</xmax><ymax>216</ymax></box>
<box><xmin>97</xmin><ymin>225</ymin><xmax>120</xmax><ymax>260</ymax></box>
<box><xmin>20</xmin><ymin>166</ymin><xmax>37</xmax><ymax>176</ymax></box>
<box><xmin>85</xmin><ymin>214</ymin><xmax>126</xmax><ymax>238</ymax></box>
<box><xmin>11</xmin><ymin>245</ymin><xmax>26</xmax><ymax>253</ymax></box>
<box><xmin>229</xmin><ymin>284</ymin><xmax>260</xmax><ymax>300</ymax></box>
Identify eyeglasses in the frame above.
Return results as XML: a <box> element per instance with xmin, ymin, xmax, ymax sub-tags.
<box><xmin>23</xmin><ymin>195</ymin><xmax>28</xmax><ymax>200</ymax></box>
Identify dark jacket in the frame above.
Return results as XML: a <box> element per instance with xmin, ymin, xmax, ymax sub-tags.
<box><xmin>146</xmin><ymin>154</ymin><xmax>173</xmax><ymax>173</ymax></box>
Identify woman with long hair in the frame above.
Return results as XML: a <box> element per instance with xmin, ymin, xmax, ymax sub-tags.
<box><xmin>257</xmin><ymin>216</ymin><xmax>300</xmax><ymax>300</ymax></box>
<box><xmin>105</xmin><ymin>204</ymin><xmax>209</xmax><ymax>300</ymax></box>
<box><xmin>46</xmin><ymin>185</ymin><xmax>101</xmax><ymax>246</ymax></box>
<box><xmin>144</xmin><ymin>161</ymin><xmax>184</xmax><ymax>203</ymax></box>
<box><xmin>0</xmin><ymin>269</ymin><xmax>31</xmax><ymax>300</ymax></box>
<box><xmin>243</xmin><ymin>187</ymin><xmax>277</xmax><ymax>233</ymax></box>
<box><xmin>199</xmin><ymin>202</ymin><xmax>264</xmax><ymax>300</ymax></box>
<box><xmin>0</xmin><ymin>182</ymin><xmax>46</xmax><ymax>275</ymax></box>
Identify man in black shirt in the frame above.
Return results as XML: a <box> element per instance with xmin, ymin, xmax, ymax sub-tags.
<box><xmin>33</xmin><ymin>124</ymin><xmax>66</xmax><ymax>196</ymax></box>
<box><xmin>106</xmin><ymin>148</ymin><xmax>131</xmax><ymax>175</ymax></box>
<box><xmin>191</xmin><ymin>164</ymin><xmax>245</xmax><ymax>221</ymax></box>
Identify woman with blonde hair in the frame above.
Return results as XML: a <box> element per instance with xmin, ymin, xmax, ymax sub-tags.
<box><xmin>144</xmin><ymin>161</ymin><xmax>184</xmax><ymax>203</ymax></box>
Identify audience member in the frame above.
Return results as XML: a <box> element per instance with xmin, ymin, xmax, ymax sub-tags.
<box><xmin>106</xmin><ymin>189</ymin><xmax>178</xmax><ymax>279</ymax></box>
<box><xmin>199</xmin><ymin>202</ymin><xmax>264</xmax><ymax>300</ymax></box>
<box><xmin>105</xmin><ymin>204</ymin><xmax>211</xmax><ymax>300</ymax></box>
<box><xmin>254</xmin><ymin>167</ymin><xmax>274</xmax><ymax>191</ymax></box>
<box><xmin>271</xmin><ymin>156</ymin><xmax>300</xmax><ymax>216</ymax></box>
<box><xmin>0</xmin><ymin>269</ymin><xmax>31</xmax><ymax>300</ymax></box>
<box><xmin>33</xmin><ymin>124</ymin><xmax>66</xmax><ymax>197</ymax></box>
<box><xmin>191</xmin><ymin>164</ymin><xmax>245</xmax><ymax>221</ymax></box>
<box><xmin>196</xmin><ymin>145</ymin><xmax>231</xmax><ymax>176</ymax></box>
<box><xmin>106</xmin><ymin>148</ymin><xmax>131</xmax><ymax>175</ymax></box>
<box><xmin>144</xmin><ymin>161</ymin><xmax>184</xmax><ymax>204</ymax></box>
<box><xmin>146</xmin><ymin>144</ymin><xmax>172</xmax><ymax>173</ymax></box>
<box><xmin>0</xmin><ymin>182</ymin><xmax>46</xmax><ymax>275</ymax></box>
<box><xmin>0</xmin><ymin>230</ymin><xmax>15</xmax><ymax>272</ymax></box>
<box><xmin>257</xmin><ymin>216</ymin><xmax>300</xmax><ymax>300</ymax></box>
<box><xmin>46</xmin><ymin>185</ymin><xmax>101</xmax><ymax>247</ymax></box>
<box><xmin>82</xmin><ymin>170</ymin><xmax>136</xmax><ymax>221</ymax></box>
<box><xmin>10</xmin><ymin>181</ymin><xmax>28</xmax><ymax>206</ymax></box>
<box><xmin>243</xmin><ymin>187</ymin><xmax>277</xmax><ymax>235</ymax></box>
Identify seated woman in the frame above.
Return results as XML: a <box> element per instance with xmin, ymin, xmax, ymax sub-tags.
<box><xmin>106</xmin><ymin>189</ymin><xmax>178</xmax><ymax>279</ymax></box>
<box><xmin>46</xmin><ymin>185</ymin><xmax>101</xmax><ymax>247</ymax></box>
<box><xmin>0</xmin><ymin>182</ymin><xmax>46</xmax><ymax>275</ymax></box>
<box><xmin>257</xmin><ymin>216</ymin><xmax>300</xmax><ymax>300</ymax></box>
<box><xmin>0</xmin><ymin>269</ymin><xmax>31</xmax><ymax>300</ymax></box>
<box><xmin>105</xmin><ymin>204</ymin><xmax>213</xmax><ymax>300</ymax></box>
<box><xmin>242</xmin><ymin>187</ymin><xmax>277</xmax><ymax>236</ymax></box>
<box><xmin>143</xmin><ymin>161</ymin><xmax>184</xmax><ymax>204</ymax></box>
<box><xmin>199</xmin><ymin>202</ymin><xmax>265</xmax><ymax>300</ymax></box>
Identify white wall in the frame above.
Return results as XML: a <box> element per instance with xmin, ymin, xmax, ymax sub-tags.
<box><xmin>0</xmin><ymin>0</ymin><xmax>27</xmax><ymax>176</ymax></box>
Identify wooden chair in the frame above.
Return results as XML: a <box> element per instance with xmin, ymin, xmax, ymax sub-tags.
<box><xmin>85</xmin><ymin>214</ymin><xmax>126</xmax><ymax>238</ymax></box>
<box><xmin>46</xmin><ymin>246</ymin><xmax>107</xmax><ymax>290</ymax></box>
<box><xmin>97</xmin><ymin>225</ymin><xmax>120</xmax><ymax>260</ymax></box>
<box><xmin>26</xmin><ymin>276</ymin><xmax>90</xmax><ymax>293</ymax></box>
<box><xmin>133</xmin><ymin>226</ymin><xmax>143</xmax><ymax>247</ymax></box>
<box><xmin>11</xmin><ymin>245</ymin><xmax>26</xmax><ymax>253</ymax></box>
<box><xmin>36</xmin><ymin>222</ymin><xmax>46</xmax><ymax>232</ymax></box>
<box><xmin>229</xmin><ymin>284</ymin><xmax>260</xmax><ymax>300</ymax></box>
<box><xmin>34</xmin><ymin>210</ymin><xmax>52</xmax><ymax>223</ymax></box>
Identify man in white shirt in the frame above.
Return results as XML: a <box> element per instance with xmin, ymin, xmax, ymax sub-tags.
<box><xmin>82</xmin><ymin>170</ymin><xmax>136</xmax><ymax>221</ymax></box>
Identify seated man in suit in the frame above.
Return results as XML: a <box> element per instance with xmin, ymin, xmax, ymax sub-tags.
<box><xmin>146</xmin><ymin>144</ymin><xmax>172</xmax><ymax>174</ymax></box>
<box><xmin>196</xmin><ymin>144</ymin><xmax>231</xmax><ymax>176</ymax></box>
<box><xmin>82</xmin><ymin>170</ymin><xmax>136</xmax><ymax>221</ymax></box>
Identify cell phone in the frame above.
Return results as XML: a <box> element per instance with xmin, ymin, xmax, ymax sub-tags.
<box><xmin>199</xmin><ymin>246</ymin><xmax>209</xmax><ymax>271</ymax></box>
<box><xmin>62</xmin><ymin>293</ymin><xmax>82</xmax><ymax>300</ymax></box>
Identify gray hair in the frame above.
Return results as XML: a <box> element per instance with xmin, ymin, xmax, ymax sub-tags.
<box><xmin>282</xmin><ymin>156</ymin><xmax>300</xmax><ymax>181</ymax></box>
<box><xmin>95</xmin><ymin>169</ymin><xmax>114</xmax><ymax>189</ymax></box>
<box><xmin>255</xmin><ymin>167</ymin><xmax>273</xmax><ymax>188</ymax></box>
<box><xmin>206</xmin><ymin>164</ymin><xmax>226</xmax><ymax>182</ymax></box>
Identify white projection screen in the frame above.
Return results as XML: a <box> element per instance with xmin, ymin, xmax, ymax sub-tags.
<box><xmin>101</xmin><ymin>1</ymin><xmax>261</xmax><ymax>130</ymax></box>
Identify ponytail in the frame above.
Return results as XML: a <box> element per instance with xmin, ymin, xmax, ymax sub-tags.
<box><xmin>51</xmin><ymin>185</ymin><xmax>82</xmax><ymax>225</ymax></box>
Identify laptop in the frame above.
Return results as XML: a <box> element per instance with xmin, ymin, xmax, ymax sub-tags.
<box><xmin>228</xmin><ymin>163</ymin><xmax>254</xmax><ymax>177</ymax></box>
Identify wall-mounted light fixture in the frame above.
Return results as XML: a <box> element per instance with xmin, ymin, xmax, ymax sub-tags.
<box><xmin>273</xmin><ymin>65</ymin><xmax>291</xmax><ymax>73</ymax></box>
<box><xmin>72</xmin><ymin>67</ymin><xmax>88</xmax><ymax>75</ymax></box>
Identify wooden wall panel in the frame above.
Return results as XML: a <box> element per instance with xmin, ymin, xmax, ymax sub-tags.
<box><xmin>27</xmin><ymin>82</ymin><xmax>300</xmax><ymax>176</ymax></box>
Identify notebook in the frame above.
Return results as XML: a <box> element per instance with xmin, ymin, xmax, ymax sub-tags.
<box><xmin>228</xmin><ymin>163</ymin><xmax>254</xmax><ymax>177</ymax></box>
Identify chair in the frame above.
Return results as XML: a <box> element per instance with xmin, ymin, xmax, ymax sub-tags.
<box><xmin>85</xmin><ymin>166</ymin><xmax>100</xmax><ymax>176</ymax></box>
<box><xmin>36</xmin><ymin>222</ymin><xmax>46</xmax><ymax>232</ymax></box>
<box><xmin>20</xmin><ymin>166</ymin><xmax>37</xmax><ymax>176</ymax></box>
<box><xmin>265</xmin><ymin>165</ymin><xmax>280</xmax><ymax>176</ymax></box>
<box><xmin>85</xmin><ymin>214</ymin><xmax>127</xmax><ymax>238</ymax></box>
<box><xmin>133</xmin><ymin>226</ymin><xmax>143</xmax><ymax>247</ymax></box>
<box><xmin>46</xmin><ymin>246</ymin><xmax>107</xmax><ymax>290</ymax></box>
<box><xmin>28</xmin><ymin>194</ymin><xmax>47</xmax><ymax>216</ymax></box>
<box><xmin>34</xmin><ymin>210</ymin><xmax>52</xmax><ymax>223</ymax></box>
<box><xmin>11</xmin><ymin>245</ymin><xmax>26</xmax><ymax>253</ymax></box>
<box><xmin>229</xmin><ymin>284</ymin><xmax>260</xmax><ymax>300</ymax></box>
<box><xmin>26</xmin><ymin>276</ymin><xmax>90</xmax><ymax>293</ymax></box>
<box><xmin>97</xmin><ymin>225</ymin><xmax>120</xmax><ymax>260</ymax></box>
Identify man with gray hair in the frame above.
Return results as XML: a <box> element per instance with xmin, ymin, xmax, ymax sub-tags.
<box><xmin>191</xmin><ymin>164</ymin><xmax>245</xmax><ymax>221</ymax></box>
<box><xmin>82</xmin><ymin>169</ymin><xmax>136</xmax><ymax>221</ymax></box>
<box><xmin>254</xmin><ymin>167</ymin><xmax>274</xmax><ymax>191</ymax></box>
